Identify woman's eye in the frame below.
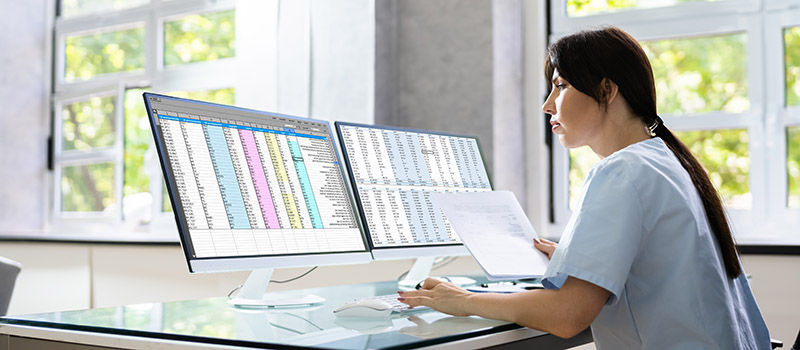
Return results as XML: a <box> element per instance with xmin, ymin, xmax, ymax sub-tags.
<box><xmin>555</xmin><ymin>84</ymin><xmax>566</xmax><ymax>90</ymax></box>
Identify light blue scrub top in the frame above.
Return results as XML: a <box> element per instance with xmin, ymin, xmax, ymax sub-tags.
<box><xmin>542</xmin><ymin>137</ymin><xmax>771</xmax><ymax>349</ymax></box>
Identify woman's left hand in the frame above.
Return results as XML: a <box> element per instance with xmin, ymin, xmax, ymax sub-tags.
<box><xmin>398</xmin><ymin>278</ymin><xmax>473</xmax><ymax>317</ymax></box>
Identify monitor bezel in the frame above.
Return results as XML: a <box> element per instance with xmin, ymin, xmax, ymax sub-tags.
<box><xmin>143</xmin><ymin>92</ymin><xmax>371</xmax><ymax>273</ymax></box>
<box><xmin>334</xmin><ymin>121</ymin><xmax>493</xmax><ymax>260</ymax></box>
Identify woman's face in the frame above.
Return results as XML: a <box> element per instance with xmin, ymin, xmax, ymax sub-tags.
<box><xmin>541</xmin><ymin>70</ymin><xmax>605</xmax><ymax>149</ymax></box>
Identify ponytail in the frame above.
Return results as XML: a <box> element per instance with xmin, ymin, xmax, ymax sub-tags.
<box><xmin>651</xmin><ymin>120</ymin><xmax>741</xmax><ymax>279</ymax></box>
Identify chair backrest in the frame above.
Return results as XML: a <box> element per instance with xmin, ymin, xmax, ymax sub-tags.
<box><xmin>0</xmin><ymin>256</ymin><xmax>22</xmax><ymax>316</ymax></box>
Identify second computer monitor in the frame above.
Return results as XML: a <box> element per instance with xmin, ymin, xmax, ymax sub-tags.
<box><xmin>335</xmin><ymin>122</ymin><xmax>492</xmax><ymax>260</ymax></box>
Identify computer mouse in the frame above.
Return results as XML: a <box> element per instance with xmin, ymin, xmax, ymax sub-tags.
<box><xmin>333</xmin><ymin>299</ymin><xmax>393</xmax><ymax>318</ymax></box>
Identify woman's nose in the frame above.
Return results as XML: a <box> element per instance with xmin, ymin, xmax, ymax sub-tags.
<box><xmin>542</xmin><ymin>94</ymin><xmax>556</xmax><ymax>115</ymax></box>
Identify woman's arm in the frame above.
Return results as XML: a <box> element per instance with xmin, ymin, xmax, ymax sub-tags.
<box><xmin>399</xmin><ymin>276</ymin><xmax>610</xmax><ymax>339</ymax></box>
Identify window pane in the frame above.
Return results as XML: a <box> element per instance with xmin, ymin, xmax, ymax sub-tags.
<box><xmin>60</xmin><ymin>0</ymin><xmax>149</xmax><ymax>18</ymax></box>
<box><xmin>163</xmin><ymin>10</ymin><xmax>235</xmax><ymax>67</ymax></box>
<box><xmin>65</xmin><ymin>26</ymin><xmax>144</xmax><ymax>82</ymax></box>
<box><xmin>675</xmin><ymin>129</ymin><xmax>751</xmax><ymax>209</ymax></box>
<box><xmin>788</xmin><ymin>126</ymin><xmax>800</xmax><ymax>208</ymax></box>
<box><xmin>163</xmin><ymin>181</ymin><xmax>172</xmax><ymax>213</ymax></box>
<box><xmin>62</xmin><ymin>95</ymin><xmax>116</xmax><ymax>151</ymax></box>
<box><xmin>61</xmin><ymin>162</ymin><xmax>115</xmax><ymax>212</ymax></box>
<box><xmin>123</xmin><ymin>88</ymin><xmax>153</xmax><ymax>223</ymax></box>
<box><xmin>566</xmin><ymin>0</ymin><xmax>717</xmax><ymax>17</ymax></box>
<box><xmin>569</xmin><ymin>147</ymin><xmax>599</xmax><ymax>210</ymax></box>
<box><xmin>124</xmin><ymin>88</ymin><xmax>150</xmax><ymax>198</ymax></box>
<box><xmin>642</xmin><ymin>33</ymin><xmax>748</xmax><ymax>115</ymax></box>
<box><xmin>786</xmin><ymin>26</ymin><xmax>800</xmax><ymax>107</ymax></box>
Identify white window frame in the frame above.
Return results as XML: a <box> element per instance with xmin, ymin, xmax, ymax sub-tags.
<box><xmin>762</xmin><ymin>7</ymin><xmax>800</xmax><ymax>244</ymax></box>
<box><xmin>50</xmin><ymin>0</ymin><xmax>240</xmax><ymax>240</ymax></box>
<box><xmin>547</xmin><ymin>0</ymin><xmax>800</xmax><ymax>245</ymax></box>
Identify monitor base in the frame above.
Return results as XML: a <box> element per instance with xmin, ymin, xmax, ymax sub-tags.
<box><xmin>229</xmin><ymin>268</ymin><xmax>325</xmax><ymax>309</ymax></box>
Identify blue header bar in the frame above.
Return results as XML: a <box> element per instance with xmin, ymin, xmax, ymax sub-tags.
<box><xmin>159</xmin><ymin>115</ymin><xmax>327</xmax><ymax>140</ymax></box>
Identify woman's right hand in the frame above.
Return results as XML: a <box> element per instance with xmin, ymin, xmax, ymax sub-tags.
<box><xmin>533</xmin><ymin>238</ymin><xmax>557</xmax><ymax>260</ymax></box>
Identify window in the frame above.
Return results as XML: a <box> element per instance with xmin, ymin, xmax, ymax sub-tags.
<box><xmin>52</xmin><ymin>0</ymin><xmax>238</xmax><ymax>237</ymax></box>
<box><xmin>46</xmin><ymin>1</ymin><xmax>376</xmax><ymax>240</ymax></box>
<box><xmin>550</xmin><ymin>0</ymin><xmax>800</xmax><ymax>244</ymax></box>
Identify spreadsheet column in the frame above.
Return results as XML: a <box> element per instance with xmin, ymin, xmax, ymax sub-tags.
<box><xmin>160</xmin><ymin>118</ymin><xmax>206</xmax><ymax>230</ymax></box>
<box><xmin>254</xmin><ymin>131</ymin><xmax>290</xmax><ymax>254</ymax></box>
<box><xmin>275</xmin><ymin>132</ymin><xmax>310</xmax><ymax>251</ymax></box>
<box><xmin>287</xmin><ymin>136</ymin><xmax>323</xmax><ymax>229</ymax></box>
<box><xmin>225</xmin><ymin>127</ymin><xmax>260</xmax><ymax>256</ymax></box>
<box><xmin>181</xmin><ymin>121</ymin><xmax>232</xmax><ymax>256</ymax></box>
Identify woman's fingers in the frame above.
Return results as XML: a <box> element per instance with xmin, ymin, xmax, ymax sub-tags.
<box><xmin>533</xmin><ymin>238</ymin><xmax>557</xmax><ymax>259</ymax></box>
<box><xmin>399</xmin><ymin>295</ymin><xmax>431</xmax><ymax>308</ymax></box>
<box><xmin>397</xmin><ymin>281</ymin><xmax>473</xmax><ymax>317</ymax></box>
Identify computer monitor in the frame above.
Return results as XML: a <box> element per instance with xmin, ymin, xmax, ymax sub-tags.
<box><xmin>334</xmin><ymin>122</ymin><xmax>492</xmax><ymax>287</ymax></box>
<box><xmin>144</xmin><ymin>93</ymin><xmax>371</xmax><ymax>308</ymax></box>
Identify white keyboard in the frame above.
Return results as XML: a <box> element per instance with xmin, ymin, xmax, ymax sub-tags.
<box><xmin>352</xmin><ymin>294</ymin><xmax>428</xmax><ymax>313</ymax></box>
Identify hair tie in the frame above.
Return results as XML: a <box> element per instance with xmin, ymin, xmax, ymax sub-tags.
<box><xmin>648</xmin><ymin>116</ymin><xmax>663</xmax><ymax>135</ymax></box>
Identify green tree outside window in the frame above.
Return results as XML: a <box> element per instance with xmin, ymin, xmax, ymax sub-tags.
<box><xmin>62</xmin><ymin>162</ymin><xmax>115</xmax><ymax>212</ymax></box>
<box><xmin>786</xmin><ymin>27</ymin><xmax>800</xmax><ymax>107</ymax></box>
<box><xmin>674</xmin><ymin>129</ymin><xmax>751</xmax><ymax>209</ymax></box>
<box><xmin>788</xmin><ymin>126</ymin><xmax>800</xmax><ymax>208</ymax></box>
<box><xmin>65</xmin><ymin>27</ymin><xmax>144</xmax><ymax>82</ymax></box>
<box><xmin>63</xmin><ymin>95</ymin><xmax>116</xmax><ymax>151</ymax></box>
<box><xmin>642</xmin><ymin>33</ymin><xmax>748</xmax><ymax>115</ymax></box>
<box><xmin>163</xmin><ymin>10</ymin><xmax>236</xmax><ymax>66</ymax></box>
<box><xmin>566</xmin><ymin>0</ymin><xmax>717</xmax><ymax>17</ymax></box>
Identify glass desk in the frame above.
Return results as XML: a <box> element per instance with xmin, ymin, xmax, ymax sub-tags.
<box><xmin>0</xmin><ymin>280</ymin><xmax>591</xmax><ymax>349</ymax></box>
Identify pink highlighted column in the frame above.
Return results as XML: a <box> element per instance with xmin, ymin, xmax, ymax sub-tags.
<box><xmin>239</xmin><ymin>129</ymin><xmax>280</xmax><ymax>228</ymax></box>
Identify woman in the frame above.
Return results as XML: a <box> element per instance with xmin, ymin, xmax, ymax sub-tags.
<box><xmin>398</xmin><ymin>27</ymin><xmax>771</xmax><ymax>349</ymax></box>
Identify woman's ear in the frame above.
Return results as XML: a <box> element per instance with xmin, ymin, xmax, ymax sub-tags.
<box><xmin>601</xmin><ymin>78</ymin><xmax>619</xmax><ymax>105</ymax></box>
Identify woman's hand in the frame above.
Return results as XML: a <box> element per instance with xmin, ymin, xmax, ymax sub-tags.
<box><xmin>533</xmin><ymin>238</ymin><xmax>557</xmax><ymax>260</ymax></box>
<box><xmin>398</xmin><ymin>278</ymin><xmax>473</xmax><ymax>317</ymax></box>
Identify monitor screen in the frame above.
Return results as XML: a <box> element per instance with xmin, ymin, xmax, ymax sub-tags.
<box><xmin>145</xmin><ymin>93</ymin><xmax>370</xmax><ymax>273</ymax></box>
<box><xmin>335</xmin><ymin>122</ymin><xmax>492</xmax><ymax>259</ymax></box>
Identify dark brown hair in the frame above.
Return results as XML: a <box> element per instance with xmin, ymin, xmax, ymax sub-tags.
<box><xmin>545</xmin><ymin>27</ymin><xmax>741</xmax><ymax>279</ymax></box>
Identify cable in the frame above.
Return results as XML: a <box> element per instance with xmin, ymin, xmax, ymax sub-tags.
<box><xmin>270</xmin><ymin>266</ymin><xmax>318</xmax><ymax>284</ymax></box>
<box><xmin>227</xmin><ymin>266</ymin><xmax>319</xmax><ymax>299</ymax></box>
<box><xmin>431</xmin><ymin>256</ymin><xmax>458</xmax><ymax>271</ymax></box>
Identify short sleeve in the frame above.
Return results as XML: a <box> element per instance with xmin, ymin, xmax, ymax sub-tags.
<box><xmin>542</xmin><ymin>162</ymin><xmax>643</xmax><ymax>304</ymax></box>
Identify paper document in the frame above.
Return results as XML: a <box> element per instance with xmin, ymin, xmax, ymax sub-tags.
<box><xmin>433</xmin><ymin>191</ymin><xmax>549</xmax><ymax>280</ymax></box>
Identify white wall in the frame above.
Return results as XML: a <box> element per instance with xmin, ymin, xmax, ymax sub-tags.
<box><xmin>741</xmin><ymin>254</ymin><xmax>800</xmax><ymax>347</ymax></box>
<box><xmin>0</xmin><ymin>0</ymin><xmax>47</xmax><ymax>232</ymax></box>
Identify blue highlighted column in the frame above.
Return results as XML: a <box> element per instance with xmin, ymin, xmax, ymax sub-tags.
<box><xmin>450</xmin><ymin>138</ymin><xmax>475</xmax><ymax>187</ymax></box>
<box><xmin>287</xmin><ymin>140</ymin><xmax>323</xmax><ymax>228</ymax></box>
<box><xmin>204</xmin><ymin>125</ymin><xmax>251</xmax><ymax>229</ymax></box>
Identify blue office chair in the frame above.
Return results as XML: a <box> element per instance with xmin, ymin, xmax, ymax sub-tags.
<box><xmin>0</xmin><ymin>256</ymin><xmax>22</xmax><ymax>316</ymax></box>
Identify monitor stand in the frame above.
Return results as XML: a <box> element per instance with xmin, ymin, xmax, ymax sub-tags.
<box><xmin>396</xmin><ymin>257</ymin><xmax>476</xmax><ymax>289</ymax></box>
<box><xmin>228</xmin><ymin>268</ymin><xmax>325</xmax><ymax>308</ymax></box>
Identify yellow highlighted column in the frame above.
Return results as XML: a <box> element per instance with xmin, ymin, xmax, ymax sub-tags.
<box><xmin>265</xmin><ymin>133</ymin><xmax>302</xmax><ymax>228</ymax></box>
